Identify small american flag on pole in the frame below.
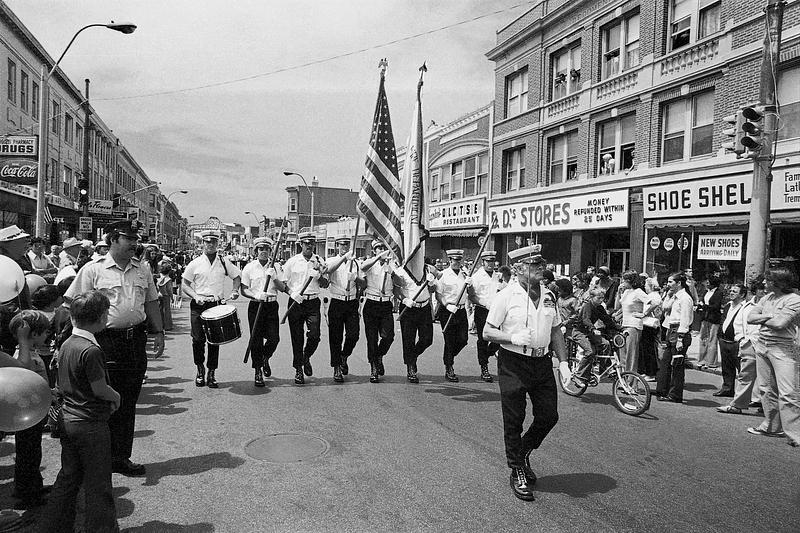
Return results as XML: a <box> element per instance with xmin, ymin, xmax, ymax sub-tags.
<box><xmin>43</xmin><ymin>205</ymin><xmax>54</xmax><ymax>225</ymax></box>
<box><xmin>356</xmin><ymin>59</ymin><xmax>403</xmax><ymax>263</ymax></box>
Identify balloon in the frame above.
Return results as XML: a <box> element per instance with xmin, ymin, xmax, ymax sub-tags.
<box><xmin>0</xmin><ymin>256</ymin><xmax>25</xmax><ymax>302</ymax></box>
<box><xmin>24</xmin><ymin>274</ymin><xmax>47</xmax><ymax>295</ymax></box>
<box><xmin>0</xmin><ymin>367</ymin><xmax>51</xmax><ymax>432</ymax></box>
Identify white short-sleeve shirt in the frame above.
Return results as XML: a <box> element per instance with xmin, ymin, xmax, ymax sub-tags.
<box><xmin>363</xmin><ymin>261</ymin><xmax>394</xmax><ymax>298</ymax></box>
<box><xmin>471</xmin><ymin>267</ymin><xmax>500</xmax><ymax>308</ymax></box>
<box><xmin>486</xmin><ymin>281</ymin><xmax>558</xmax><ymax>354</ymax></box>
<box><xmin>435</xmin><ymin>267</ymin><xmax>469</xmax><ymax>306</ymax></box>
<box><xmin>240</xmin><ymin>260</ymin><xmax>284</xmax><ymax>297</ymax></box>
<box><xmin>280</xmin><ymin>253</ymin><xmax>323</xmax><ymax>295</ymax></box>
<box><xmin>183</xmin><ymin>253</ymin><xmax>241</xmax><ymax>300</ymax></box>
<box><xmin>325</xmin><ymin>255</ymin><xmax>362</xmax><ymax>299</ymax></box>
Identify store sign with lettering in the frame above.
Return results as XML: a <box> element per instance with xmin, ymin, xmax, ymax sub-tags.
<box><xmin>489</xmin><ymin>189</ymin><xmax>628</xmax><ymax>234</ymax></box>
<box><xmin>429</xmin><ymin>196</ymin><xmax>485</xmax><ymax>229</ymax></box>
<box><xmin>0</xmin><ymin>136</ymin><xmax>37</xmax><ymax>157</ymax></box>
<box><xmin>644</xmin><ymin>168</ymin><xmax>799</xmax><ymax>218</ymax></box>
<box><xmin>0</xmin><ymin>159</ymin><xmax>37</xmax><ymax>186</ymax></box>
<box><xmin>697</xmin><ymin>234</ymin><xmax>743</xmax><ymax>261</ymax></box>
<box><xmin>88</xmin><ymin>199</ymin><xmax>113</xmax><ymax>215</ymax></box>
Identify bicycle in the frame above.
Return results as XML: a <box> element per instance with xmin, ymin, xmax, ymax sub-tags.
<box><xmin>558</xmin><ymin>330</ymin><xmax>652</xmax><ymax>416</ymax></box>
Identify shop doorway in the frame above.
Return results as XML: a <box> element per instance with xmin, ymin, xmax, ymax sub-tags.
<box><xmin>599</xmin><ymin>249</ymin><xmax>630</xmax><ymax>276</ymax></box>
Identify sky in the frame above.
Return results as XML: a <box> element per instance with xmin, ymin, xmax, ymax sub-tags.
<box><xmin>7</xmin><ymin>0</ymin><xmax>534</xmax><ymax>228</ymax></box>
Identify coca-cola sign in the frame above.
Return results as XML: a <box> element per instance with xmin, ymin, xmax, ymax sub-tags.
<box><xmin>0</xmin><ymin>159</ymin><xmax>38</xmax><ymax>186</ymax></box>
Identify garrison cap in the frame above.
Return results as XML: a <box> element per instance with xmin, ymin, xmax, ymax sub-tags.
<box><xmin>480</xmin><ymin>251</ymin><xmax>497</xmax><ymax>261</ymax></box>
<box><xmin>104</xmin><ymin>219</ymin><xmax>142</xmax><ymax>239</ymax></box>
<box><xmin>507</xmin><ymin>244</ymin><xmax>546</xmax><ymax>265</ymax></box>
<box><xmin>334</xmin><ymin>236</ymin><xmax>351</xmax><ymax>245</ymax></box>
<box><xmin>298</xmin><ymin>231</ymin><xmax>315</xmax><ymax>243</ymax></box>
<box><xmin>446</xmin><ymin>249</ymin><xmax>464</xmax><ymax>259</ymax></box>
<box><xmin>253</xmin><ymin>237</ymin><xmax>273</xmax><ymax>248</ymax></box>
<box><xmin>371</xmin><ymin>239</ymin><xmax>386</xmax><ymax>250</ymax></box>
<box><xmin>200</xmin><ymin>229</ymin><xmax>221</xmax><ymax>241</ymax></box>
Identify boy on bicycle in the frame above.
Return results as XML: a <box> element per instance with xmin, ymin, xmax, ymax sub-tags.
<box><xmin>571</xmin><ymin>288</ymin><xmax>617</xmax><ymax>383</ymax></box>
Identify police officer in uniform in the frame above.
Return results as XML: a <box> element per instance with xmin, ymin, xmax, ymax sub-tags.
<box><xmin>469</xmin><ymin>250</ymin><xmax>501</xmax><ymax>382</ymax></box>
<box><xmin>482</xmin><ymin>245</ymin><xmax>572</xmax><ymax>501</ymax></box>
<box><xmin>240</xmin><ymin>237</ymin><xmax>285</xmax><ymax>387</ymax></box>
<box><xmin>393</xmin><ymin>264</ymin><xmax>437</xmax><ymax>383</ymax></box>
<box><xmin>280</xmin><ymin>231</ymin><xmax>324</xmax><ymax>385</ymax></box>
<box><xmin>431</xmin><ymin>249</ymin><xmax>472</xmax><ymax>382</ymax></box>
<box><xmin>64</xmin><ymin>219</ymin><xmax>165</xmax><ymax>476</ymax></box>
<box><xmin>325</xmin><ymin>236</ymin><xmax>363</xmax><ymax>382</ymax></box>
<box><xmin>181</xmin><ymin>230</ymin><xmax>241</xmax><ymax>388</ymax></box>
<box><xmin>360</xmin><ymin>239</ymin><xmax>395</xmax><ymax>383</ymax></box>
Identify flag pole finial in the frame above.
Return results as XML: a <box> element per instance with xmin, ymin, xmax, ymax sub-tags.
<box><xmin>378</xmin><ymin>58</ymin><xmax>388</xmax><ymax>76</ymax></box>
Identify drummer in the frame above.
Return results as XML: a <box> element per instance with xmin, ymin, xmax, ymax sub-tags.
<box><xmin>240</xmin><ymin>237</ymin><xmax>286</xmax><ymax>387</ymax></box>
<box><xmin>181</xmin><ymin>230</ymin><xmax>241</xmax><ymax>389</ymax></box>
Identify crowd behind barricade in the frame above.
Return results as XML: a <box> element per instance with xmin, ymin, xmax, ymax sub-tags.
<box><xmin>0</xmin><ymin>221</ymin><xmax>798</xmax><ymax>525</ymax></box>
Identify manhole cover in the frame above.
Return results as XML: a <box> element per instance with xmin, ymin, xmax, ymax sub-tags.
<box><xmin>245</xmin><ymin>433</ymin><xmax>329</xmax><ymax>463</ymax></box>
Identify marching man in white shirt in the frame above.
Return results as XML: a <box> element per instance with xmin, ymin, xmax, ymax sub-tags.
<box><xmin>240</xmin><ymin>237</ymin><xmax>286</xmax><ymax>387</ymax></box>
<box><xmin>324</xmin><ymin>236</ymin><xmax>364</xmax><ymax>383</ymax></box>
<box><xmin>431</xmin><ymin>249</ymin><xmax>471</xmax><ymax>382</ymax></box>
<box><xmin>482</xmin><ymin>245</ymin><xmax>570</xmax><ymax>502</ymax></box>
<box><xmin>280</xmin><ymin>231</ymin><xmax>325</xmax><ymax>385</ymax></box>
<box><xmin>181</xmin><ymin>230</ymin><xmax>241</xmax><ymax>389</ymax></box>
<box><xmin>360</xmin><ymin>239</ymin><xmax>395</xmax><ymax>383</ymax></box>
<box><xmin>468</xmin><ymin>250</ymin><xmax>501</xmax><ymax>382</ymax></box>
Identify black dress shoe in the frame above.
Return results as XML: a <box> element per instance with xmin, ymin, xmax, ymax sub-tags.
<box><xmin>206</xmin><ymin>370</ymin><xmax>219</xmax><ymax>389</ymax></box>
<box><xmin>254</xmin><ymin>368</ymin><xmax>265</xmax><ymax>387</ymax></box>
<box><xmin>377</xmin><ymin>357</ymin><xmax>385</xmax><ymax>376</ymax></box>
<box><xmin>112</xmin><ymin>459</ymin><xmax>146</xmax><ymax>477</ymax></box>
<box><xmin>333</xmin><ymin>366</ymin><xmax>344</xmax><ymax>383</ymax></box>
<box><xmin>712</xmin><ymin>390</ymin><xmax>734</xmax><ymax>397</ymax></box>
<box><xmin>657</xmin><ymin>395</ymin><xmax>681</xmax><ymax>403</ymax></box>
<box><xmin>263</xmin><ymin>360</ymin><xmax>272</xmax><ymax>378</ymax></box>
<box><xmin>509</xmin><ymin>468</ymin><xmax>535</xmax><ymax>501</ymax></box>
<box><xmin>480</xmin><ymin>364</ymin><xmax>493</xmax><ymax>383</ymax></box>
<box><xmin>195</xmin><ymin>365</ymin><xmax>206</xmax><ymax>387</ymax></box>
<box><xmin>294</xmin><ymin>369</ymin><xmax>305</xmax><ymax>385</ymax></box>
<box><xmin>340</xmin><ymin>356</ymin><xmax>349</xmax><ymax>376</ymax></box>
<box><xmin>369</xmin><ymin>363</ymin><xmax>380</xmax><ymax>383</ymax></box>
<box><xmin>303</xmin><ymin>360</ymin><xmax>313</xmax><ymax>377</ymax></box>
<box><xmin>523</xmin><ymin>451</ymin><xmax>537</xmax><ymax>485</ymax></box>
<box><xmin>407</xmin><ymin>365</ymin><xmax>419</xmax><ymax>383</ymax></box>
<box><xmin>445</xmin><ymin>365</ymin><xmax>459</xmax><ymax>383</ymax></box>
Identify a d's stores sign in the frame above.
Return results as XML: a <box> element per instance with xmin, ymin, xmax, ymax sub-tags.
<box><xmin>0</xmin><ymin>136</ymin><xmax>38</xmax><ymax>186</ymax></box>
<box><xmin>489</xmin><ymin>189</ymin><xmax>629</xmax><ymax>234</ymax></box>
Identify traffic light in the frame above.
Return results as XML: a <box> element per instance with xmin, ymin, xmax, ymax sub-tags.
<box><xmin>740</xmin><ymin>104</ymin><xmax>766</xmax><ymax>155</ymax></box>
<box><xmin>78</xmin><ymin>177</ymin><xmax>89</xmax><ymax>205</ymax></box>
<box><xmin>721</xmin><ymin>110</ymin><xmax>745</xmax><ymax>157</ymax></box>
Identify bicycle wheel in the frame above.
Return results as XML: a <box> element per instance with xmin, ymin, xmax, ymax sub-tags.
<box><xmin>612</xmin><ymin>372</ymin><xmax>651</xmax><ymax>416</ymax></box>
<box><xmin>558</xmin><ymin>358</ymin><xmax>588</xmax><ymax>397</ymax></box>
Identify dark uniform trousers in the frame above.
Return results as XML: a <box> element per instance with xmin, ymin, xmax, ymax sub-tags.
<box><xmin>498</xmin><ymin>348</ymin><xmax>559</xmax><ymax>469</ymax></box>
<box><xmin>328</xmin><ymin>298</ymin><xmax>360</xmax><ymax>367</ymax></box>
<box><xmin>287</xmin><ymin>297</ymin><xmax>321</xmax><ymax>369</ymax></box>
<box><xmin>656</xmin><ymin>326</ymin><xmax>691</xmax><ymax>401</ymax></box>
<box><xmin>190</xmin><ymin>300</ymin><xmax>221</xmax><ymax>370</ymax></box>
<box><xmin>14</xmin><ymin>418</ymin><xmax>45</xmax><ymax>498</ymax></box>
<box><xmin>718</xmin><ymin>338</ymin><xmax>740</xmax><ymax>393</ymax></box>
<box><xmin>438</xmin><ymin>307</ymin><xmax>468</xmax><ymax>366</ymax></box>
<box><xmin>95</xmin><ymin>323</ymin><xmax>148</xmax><ymax>463</ymax></box>
<box><xmin>363</xmin><ymin>299</ymin><xmax>395</xmax><ymax>364</ymax></box>
<box><xmin>247</xmin><ymin>300</ymin><xmax>280</xmax><ymax>369</ymax></box>
<box><xmin>399</xmin><ymin>303</ymin><xmax>434</xmax><ymax>365</ymax></box>
<box><xmin>473</xmin><ymin>305</ymin><xmax>499</xmax><ymax>365</ymax></box>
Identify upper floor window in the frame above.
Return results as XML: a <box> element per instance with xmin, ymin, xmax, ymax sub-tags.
<box><xmin>51</xmin><ymin>101</ymin><xmax>60</xmax><ymax>135</ymax></box>
<box><xmin>778</xmin><ymin>65</ymin><xmax>800</xmax><ymax>141</ymax></box>
<box><xmin>32</xmin><ymin>83</ymin><xmax>39</xmax><ymax>119</ymax></box>
<box><xmin>7</xmin><ymin>59</ymin><xmax>16</xmax><ymax>103</ymax></box>
<box><xmin>662</xmin><ymin>91</ymin><xmax>714</xmax><ymax>163</ymax></box>
<box><xmin>670</xmin><ymin>0</ymin><xmax>720</xmax><ymax>51</ymax></box>
<box><xmin>552</xmin><ymin>44</ymin><xmax>581</xmax><ymax>101</ymax></box>
<box><xmin>430</xmin><ymin>170</ymin><xmax>440</xmax><ymax>202</ymax></box>
<box><xmin>64</xmin><ymin>115</ymin><xmax>74</xmax><ymax>145</ymax></box>
<box><xmin>598</xmin><ymin>115</ymin><xmax>636</xmax><ymax>176</ymax></box>
<box><xmin>20</xmin><ymin>71</ymin><xmax>28</xmax><ymax>112</ymax></box>
<box><xmin>76</xmin><ymin>124</ymin><xmax>83</xmax><ymax>153</ymax></box>
<box><xmin>602</xmin><ymin>13</ymin><xmax>640</xmax><ymax>79</ymax></box>
<box><xmin>548</xmin><ymin>131</ymin><xmax>578</xmax><ymax>184</ymax></box>
<box><xmin>431</xmin><ymin>154</ymin><xmax>489</xmax><ymax>201</ymax></box>
<box><xmin>505</xmin><ymin>68</ymin><xmax>528</xmax><ymax>118</ymax></box>
<box><xmin>289</xmin><ymin>197</ymin><xmax>297</xmax><ymax>212</ymax></box>
<box><xmin>450</xmin><ymin>161</ymin><xmax>463</xmax><ymax>200</ymax></box>
<box><xmin>503</xmin><ymin>146</ymin><xmax>526</xmax><ymax>192</ymax></box>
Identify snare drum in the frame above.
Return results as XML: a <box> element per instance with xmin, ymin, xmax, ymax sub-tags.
<box><xmin>200</xmin><ymin>304</ymin><xmax>241</xmax><ymax>345</ymax></box>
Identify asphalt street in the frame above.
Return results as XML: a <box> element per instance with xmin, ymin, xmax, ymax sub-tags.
<box><xmin>1</xmin><ymin>295</ymin><xmax>798</xmax><ymax>532</ymax></box>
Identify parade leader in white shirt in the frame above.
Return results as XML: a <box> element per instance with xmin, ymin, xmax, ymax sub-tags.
<box><xmin>482</xmin><ymin>244</ymin><xmax>570</xmax><ymax>502</ymax></box>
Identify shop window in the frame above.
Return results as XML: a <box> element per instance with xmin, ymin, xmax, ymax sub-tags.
<box><xmin>450</xmin><ymin>161</ymin><xmax>463</xmax><ymax>200</ymax></box>
<box><xmin>598</xmin><ymin>114</ymin><xmax>636</xmax><ymax>176</ymax></box>
<box><xmin>476</xmin><ymin>154</ymin><xmax>489</xmax><ymax>194</ymax></box>
<box><xmin>670</xmin><ymin>0</ymin><xmax>720</xmax><ymax>51</ymax></box>
<box><xmin>502</xmin><ymin>146</ymin><xmax>525</xmax><ymax>192</ymax></box>
<box><xmin>549</xmin><ymin>131</ymin><xmax>578</xmax><ymax>184</ymax></box>
<box><xmin>778</xmin><ymin>66</ymin><xmax>800</xmax><ymax>140</ymax></box>
<box><xmin>601</xmin><ymin>13</ymin><xmax>640</xmax><ymax>80</ymax></box>
<box><xmin>32</xmin><ymin>82</ymin><xmax>39</xmax><ymax>119</ymax></box>
<box><xmin>662</xmin><ymin>91</ymin><xmax>714</xmax><ymax>163</ymax></box>
<box><xmin>505</xmin><ymin>67</ymin><xmax>528</xmax><ymax>118</ymax></box>
<box><xmin>20</xmin><ymin>71</ymin><xmax>28</xmax><ymax>112</ymax></box>
<box><xmin>430</xmin><ymin>170</ymin><xmax>440</xmax><ymax>202</ymax></box>
<box><xmin>7</xmin><ymin>59</ymin><xmax>15</xmax><ymax>104</ymax></box>
<box><xmin>551</xmin><ymin>44</ymin><xmax>581</xmax><ymax>101</ymax></box>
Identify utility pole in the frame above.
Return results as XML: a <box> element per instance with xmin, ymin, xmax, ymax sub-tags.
<box><xmin>744</xmin><ymin>0</ymin><xmax>784</xmax><ymax>283</ymax></box>
<box><xmin>81</xmin><ymin>79</ymin><xmax>92</xmax><ymax>218</ymax></box>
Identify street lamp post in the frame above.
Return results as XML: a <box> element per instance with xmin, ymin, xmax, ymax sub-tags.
<box><xmin>35</xmin><ymin>21</ymin><xmax>137</xmax><ymax>237</ymax></box>
<box><xmin>162</xmin><ymin>190</ymin><xmax>187</xmax><ymax>249</ymax></box>
<box><xmin>282</xmin><ymin>171</ymin><xmax>315</xmax><ymax>231</ymax></box>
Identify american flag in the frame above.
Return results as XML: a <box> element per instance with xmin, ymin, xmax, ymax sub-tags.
<box><xmin>43</xmin><ymin>205</ymin><xmax>54</xmax><ymax>225</ymax></box>
<box><xmin>356</xmin><ymin>60</ymin><xmax>403</xmax><ymax>264</ymax></box>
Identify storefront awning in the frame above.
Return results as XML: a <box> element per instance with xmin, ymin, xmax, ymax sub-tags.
<box><xmin>645</xmin><ymin>212</ymin><xmax>800</xmax><ymax>229</ymax></box>
<box><xmin>429</xmin><ymin>228</ymin><xmax>484</xmax><ymax>237</ymax></box>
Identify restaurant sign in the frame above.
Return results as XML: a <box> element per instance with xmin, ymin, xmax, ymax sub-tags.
<box><xmin>429</xmin><ymin>196</ymin><xmax>486</xmax><ymax>229</ymax></box>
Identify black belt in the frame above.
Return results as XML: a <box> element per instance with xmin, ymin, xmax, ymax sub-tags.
<box><xmin>104</xmin><ymin>322</ymin><xmax>147</xmax><ymax>340</ymax></box>
<box><xmin>719</xmin><ymin>338</ymin><xmax>737</xmax><ymax>344</ymax></box>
